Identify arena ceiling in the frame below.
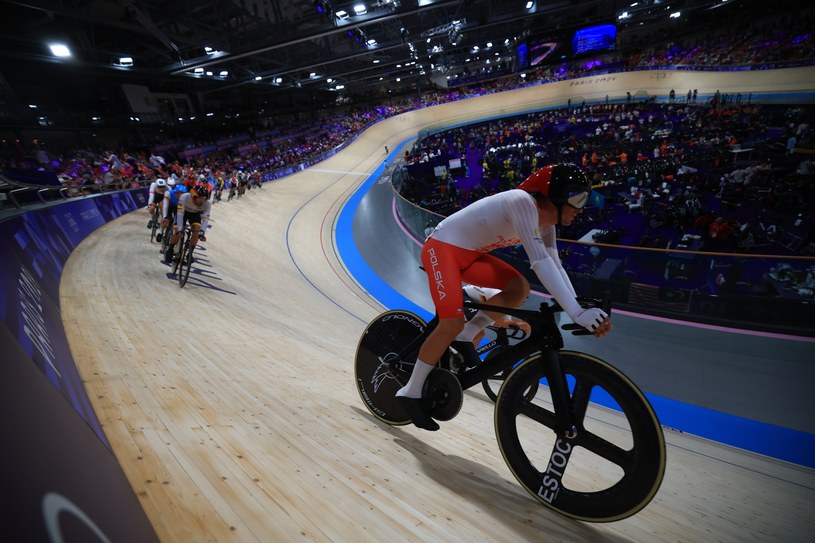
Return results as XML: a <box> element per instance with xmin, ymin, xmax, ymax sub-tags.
<box><xmin>0</xmin><ymin>0</ymin><xmax>772</xmax><ymax>116</ymax></box>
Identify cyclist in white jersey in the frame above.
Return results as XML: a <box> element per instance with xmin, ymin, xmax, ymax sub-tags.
<box><xmin>163</xmin><ymin>183</ymin><xmax>211</xmax><ymax>264</ymax></box>
<box><xmin>397</xmin><ymin>163</ymin><xmax>612</xmax><ymax>430</ymax></box>
<box><xmin>146</xmin><ymin>178</ymin><xmax>169</xmax><ymax>228</ymax></box>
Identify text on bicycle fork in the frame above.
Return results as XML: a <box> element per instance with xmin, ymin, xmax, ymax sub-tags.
<box><xmin>537</xmin><ymin>438</ymin><xmax>574</xmax><ymax>504</ymax></box>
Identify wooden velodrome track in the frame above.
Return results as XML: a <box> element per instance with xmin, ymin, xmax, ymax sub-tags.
<box><xmin>61</xmin><ymin>70</ymin><xmax>815</xmax><ymax>542</ymax></box>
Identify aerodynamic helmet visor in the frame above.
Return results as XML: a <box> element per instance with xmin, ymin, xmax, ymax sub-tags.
<box><xmin>565</xmin><ymin>190</ymin><xmax>589</xmax><ymax>209</ymax></box>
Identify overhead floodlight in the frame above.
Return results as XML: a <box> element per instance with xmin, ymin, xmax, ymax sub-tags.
<box><xmin>194</xmin><ymin>67</ymin><xmax>204</xmax><ymax>74</ymax></box>
<box><xmin>28</xmin><ymin>104</ymin><xmax>37</xmax><ymax>109</ymax></box>
<box><xmin>118</xmin><ymin>57</ymin><xmax>133</xmax><ymax>66</ymax></box>
<box><xmin>219</xmin><ymin>70</ymin><xmax>228</xmax><ymax>76</ymax></box>
<box><xmin>327</xmin><ymin>78</ymin><xmax>334</xmax><ymax>83</ymax></box>
<box><xmin>206</xmin><ymin>71</ymin><xmax>213</xmax><ymax>76</ymax></box>
<box><xmin>373</xmin><ymin>59</ymin><xmax>380</xmax><ymax>63</ymax></box>
<box><xmin>335</xmin><ymin>10</ymin><xmax>348</xmax><ymax>19</ymax></box>
<box><xmin>49</xmin><ymin>44</ymin><xmax>71</xmax><ymax>57</ymax></box>
<box><xmin>275</xmin><ymin>77</ymin><xmax>283</xmax><ymax>83</ymax></box>
<box><xmin>618</xmin><ymin>11</ymin><xmax>631</xmax><ymax>20</ymax></box>
<box><xmin>335</xmin><ymin>85</ymin><xmax>345</xmax><ymax>90</ymax></box>
<box><xmin>255</xmin><ymin>76</ymin><xmax>262</xmax><ymax>81</ymax></box>
<box><xmin>367</xmin><ymin>38</ymin><xmax>377</xmax><ymax>46</ymax></box>
<box><xmin>669</xmin><ymin>11</ymin><xmax>681</xmax><ymax>18</ymax></box>
<box><xmin>526</xmin><ymin>1</ymin><xmax>534</xmax><ymax>9</ymax></box>
<box><xmin>310</xmin><ymin>72</ymin><xmax>317</xmax><ymax>77</ymax></box>
<box><xmin>353</xmin><ymin>4</ymin><xmax>367</xmax><ymax>15</ymax></box>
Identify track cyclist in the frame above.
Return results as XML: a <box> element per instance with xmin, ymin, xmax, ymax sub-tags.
<box><xmin>163</xmin><ymin>182</ymin><xmax>211</xmax><ymax>265</ymax></box>
<box><xmin>159</xmin><ymin>178</ymin><xmax>186</xmax><ymax>243</ymax></box>
<box><xmin>396</xmin><ymin>163</ymin><xmax>612</xmax><ymax>431</ymax></box>
<box><xmin>147</xmin><ymin>178</ymin><xmax>169</xmax><ymax>228</ymax></box>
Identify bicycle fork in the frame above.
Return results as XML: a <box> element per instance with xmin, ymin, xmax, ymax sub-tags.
<box><xmin>536</xmin><ymin>350</ymin><xmax>578</xmax><ymax>505</ymax></box>
<box><xmin>542</xmin><ymin>350</ymin><xmax>577</xmax><ymax>438</ymax></box>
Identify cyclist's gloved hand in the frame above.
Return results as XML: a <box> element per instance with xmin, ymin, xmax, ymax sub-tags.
<box><xmin>572</xmin><ymin>307</ymin><xmax>608</xmax><ymax>332</ymax></box>
<box><xmin>532</xmin><ymin>257</ymin><xmax>607</xmax><ymax>332</ymax></box>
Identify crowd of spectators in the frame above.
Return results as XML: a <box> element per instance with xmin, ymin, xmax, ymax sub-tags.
<box><xmin>2</xmin><ymin>5</ymin><xmax>813</xmax><ymax>246</ymax></box>
<box><xmin>401</xmin><ymin>100</ymin><xmax>814</xmax><ymax>256</ymax></box>
<box><xmin>625</xmin><ymin>9</ymin><xmax>815</xmax><ymax>69</ymax></box>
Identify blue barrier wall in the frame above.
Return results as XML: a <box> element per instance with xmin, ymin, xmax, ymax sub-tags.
<box><xmin>1</xmin><ymin>189</ymin><xmax>160</xmax><ymax>542</ymax></box>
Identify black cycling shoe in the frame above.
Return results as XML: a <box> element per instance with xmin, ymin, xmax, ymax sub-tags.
<box><xmin>396</xmin><ymin>396</ymin><xmax>439</xmax><ymax>431</ymax></box>
<box><xmin>450</xmin><ymin>341</ymin><xmax>482</xmax><ymax>369</ymax></box>
<box><xmin>156</xmin><ymin>233</ymin><xmax>162</xmax><ymax>242</ymax></box>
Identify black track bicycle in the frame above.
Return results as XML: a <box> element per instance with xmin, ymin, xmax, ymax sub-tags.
<box><xmin>170</xmin><ymin>226</ymin><xmax>195</xmax><ymax>288</ymax></box>
<box><xmin>355</xmin><ymin>297</ymin><xmax>666</xmax><ymax>522</ymax></box>
<box><xmin>159</xmin><ymin>220</ymin><xmax>173</xmax><ymax>256</ymax></box>
<box><xmin>148</xmin><ymin>206</ymin><xmax>161</xmax><ymax>243</ymax></box>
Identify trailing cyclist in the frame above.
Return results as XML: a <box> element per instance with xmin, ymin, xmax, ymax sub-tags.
<box><xmin>162</xmin><ymin>182</ymin><xmax>211</xmax><ymax>265</ymax></box>
<box><xmin>146</xmin><ymin>178</ymin><xmax>169</xmax><ymax>228</ymax></box>
<box><xmin>158</xmin><ymin>178</ymin><xmax>187</xmax><ymax>243</ymax></box>
<box><xmin>396</xmin><ymin>163</ymin><xmax>612</xmax><ymax>431</ymax></box>
<box><xmin>214</xmin><ymin>175</ymin><xmax>225</xmax><ymax>202</ymax></box>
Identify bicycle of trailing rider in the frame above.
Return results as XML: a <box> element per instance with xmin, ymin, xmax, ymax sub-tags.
<box><xmin>171</xmin><ymin>226</ymin><xmax>195</xmax><ymax>288</ymax></box>
<box><xmin>354</xmin><ymin>297</ymin><xmax>666</xmax><ymax>522</ymax></box>
<box><xmin>148</xmin><ymin>206</ymin><xmax>161</xmax><ymax>243</ymax></box>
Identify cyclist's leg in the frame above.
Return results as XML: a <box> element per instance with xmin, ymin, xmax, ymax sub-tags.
<box><xmin>451</xmin><ymin>255</ymin><xmax>529</xmax><ymax>350</ymax></box>
<box><xmin>187</xmin><ymin>212</ymin><xmax>202</xmax><ymax>248</ymax></box>
<box><xmin>167</xmin><ymin>214</ymin><xmax>188</xmax><ymax>262</ymax></box>
<box><xmin>169</xmin><ymin>211</ymin><xmax>183</xmax><ymax>246</ymax></box>
<box><xmin>396</xmin><ymin>239</ymin><xmax>476</xmax><ymax>430</ymax></box>
<box><xmin>461</xmin><ymin>255</ymin><xmax>530</xmax><ymax>320</ymax></box>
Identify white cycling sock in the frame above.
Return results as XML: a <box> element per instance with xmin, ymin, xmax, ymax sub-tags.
<box><xmin>396</xmin><ymin>359</ymin><xmax>435</xmax><ymax>399</ymax></box>
<box><xmin>454</xmin><ymin>311</ymin><xmax>495</xmax><ymax>343</ymax></box>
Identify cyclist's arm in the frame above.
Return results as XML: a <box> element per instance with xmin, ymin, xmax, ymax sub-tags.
<box><xmin>541</xmin><ymin>227</ymin><xmax>577</xmax><ymax>298</ymax></box>
<box><xmin>175</xmin><ymin>199</ymin><xmax>186</xmax><ymax>230</ymax></box>
<box><xmin>161</xmin><ymin>193</ymin><xmax>170</xmax><ymax>218</ymax></box>
<box><xmin>199</xmin><ymin>201</ymin><xmax>212</xmax><ymax>233</ymax></box>
<box><xmin>147</xmin><ymin>183</ymin><xmax>156</xmax><ymax>205</ymax></box>
<box><xmin>506</xmin><ymin>196</ymin><xmax>605</xmax><ymax>330</ymax></box>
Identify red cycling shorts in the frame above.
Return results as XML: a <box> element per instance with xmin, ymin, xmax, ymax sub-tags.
<box><xmin>420</xmin><ymin>237</ymin><xmax>522</xmax><ymax>319</ymax></box>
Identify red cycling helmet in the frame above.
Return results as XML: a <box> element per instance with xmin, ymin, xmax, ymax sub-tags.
<box><xmin>517</xmin><ymin>164</ymin><xmax>591</xmax><ymax>209</ymax></box>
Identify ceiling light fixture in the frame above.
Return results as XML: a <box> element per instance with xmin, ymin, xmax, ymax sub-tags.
<box><xmin>49</xmin><ymin>44</ymin><xmax>71</xmax><ymax>57</ymax></box>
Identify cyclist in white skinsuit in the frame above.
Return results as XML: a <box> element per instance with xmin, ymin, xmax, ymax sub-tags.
<box><xmin>146</xmin><ymin>178</ymin><xmax>169</xmax><ymax>228</ymax></box>
<box><xmin>397</xmin><ymin>163</ymin><xmax>612</xmax><ymax>431</ymax></box>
